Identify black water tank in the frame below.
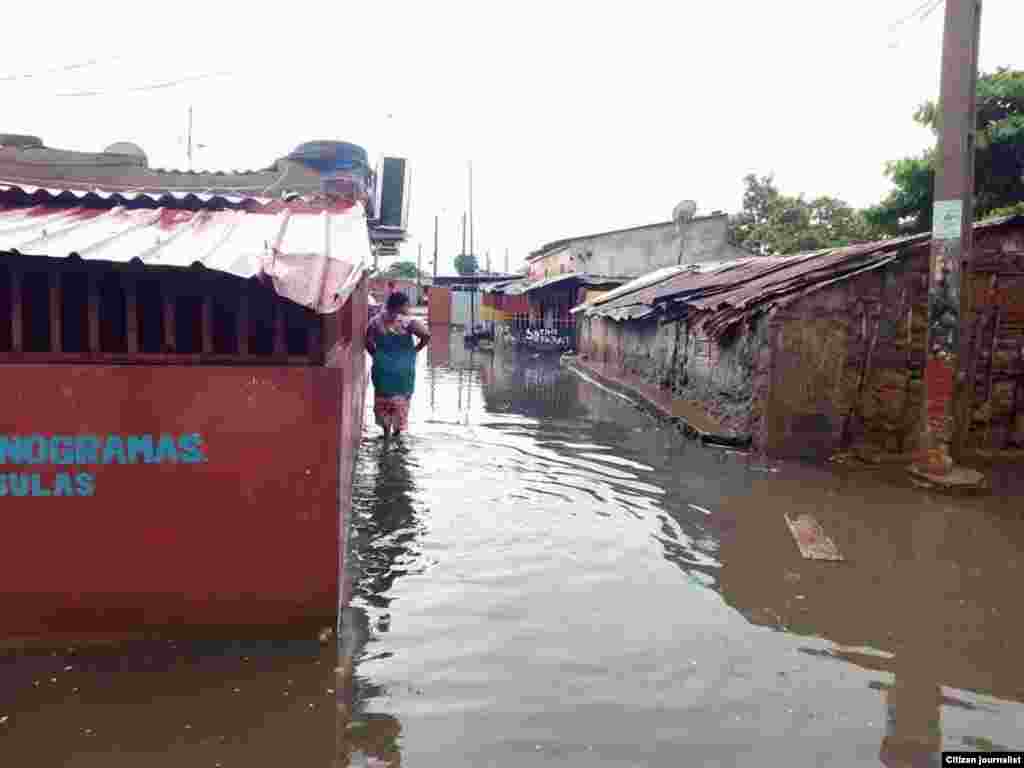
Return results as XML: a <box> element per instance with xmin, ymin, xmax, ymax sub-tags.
<box><xmin>0</xmin><ymin>133</ymin><xmax>44</xmax><ymax>149</ymax></box>
<box><xmin>378</xmin><ymin>157</ymin><xmax>407</xmax><ymax>228</ymax></box>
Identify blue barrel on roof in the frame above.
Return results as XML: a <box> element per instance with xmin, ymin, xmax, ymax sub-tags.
<box><xmin>286</xmin><ymin>141</ymin><xmax>370</xmax><ymax>174</ymax></box>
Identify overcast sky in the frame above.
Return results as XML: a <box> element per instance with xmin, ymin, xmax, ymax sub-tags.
<box><xmin>3</xmin><ymin>1</ymin><xmax>1021</xmax><ymax>275</ymax></box>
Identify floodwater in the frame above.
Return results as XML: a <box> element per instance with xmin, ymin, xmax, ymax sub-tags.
<box><xmin>3</xmin><ymin>330</ymin><xmax>1024</xmax><ymax>767</ymax></box>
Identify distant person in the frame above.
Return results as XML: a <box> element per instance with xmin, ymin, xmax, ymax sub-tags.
<box><xmin>365</xmin><ymin>291</ymin><xmax>431</xmax><ymax>438</ymax></box>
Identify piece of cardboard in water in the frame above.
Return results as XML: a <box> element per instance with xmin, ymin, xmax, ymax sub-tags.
<box><xmin>784</xmin><ymin>513</ymin><xmax>844</xmax><ymax>561</ymax></box>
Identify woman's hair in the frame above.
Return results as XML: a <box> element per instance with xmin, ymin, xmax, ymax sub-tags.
<box><xmin>386</xmin><ymin>291</ymin><xmax>410</xmax><ymax>312</ymax></box>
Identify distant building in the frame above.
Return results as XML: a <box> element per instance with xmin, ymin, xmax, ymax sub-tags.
<box><xmin>525</xmin><ymin>211</ymin><xmax>749</xmax><ymax>282</ymax></box>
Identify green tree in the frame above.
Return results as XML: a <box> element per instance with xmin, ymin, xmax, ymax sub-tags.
<box><xmin>866</xmin><ymin>67</ymin><xmax>1024</xmax><ymax>235</ymax></box>
<box><xmin>453</xmin><ymin>253</ymin><xmax>479</xmax><ymax>275</ymax></box>
<box><xmin>385</xmin><ymin>260</ymin><xmax>422</xmax><ymax>279</ymax></box>
<box><xmin>728</xmin><ymin>174</ymin><xmax>879</xmax><ymax>256</ymax></box>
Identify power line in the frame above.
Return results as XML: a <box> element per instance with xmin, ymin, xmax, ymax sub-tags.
<box><xmin>888</xmin><ymin>0</ymin><xmax>943</xmax><ymax>31</ymax></box>
<box><xmin>918</xmin><ymin>0</ymin><xmax>945</xmax><ymax>23</ymax></box>
<box><xmin>887</xmin><ymin>0</ymin><xmax>944</xmax><ymax>48</ymax></box>
<box><xmin>0</xmin><ymin>56</ymin><xmax>123</xmax><ymax>83</ymax></box>
<box><xmin>55</xmin><ymin>70</ymin><xmax>236</xmax><ymax>98</ymax></box>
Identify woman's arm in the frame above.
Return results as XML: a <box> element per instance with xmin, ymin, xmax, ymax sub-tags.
<box><xmin>365</xmin><ymin>320</ymin><xmax>378</xmax><ymax>355</ymax></box>
<box><xmin>410</xmin><ymin>319</ymin><xmax>431</xmax><ymax>352</ymax></box>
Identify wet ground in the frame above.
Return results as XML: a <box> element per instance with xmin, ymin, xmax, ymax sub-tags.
<box><xmin>3</xmin><ymin>329</ymin><xmax>1024</xmax><ymax>766</ymax></box>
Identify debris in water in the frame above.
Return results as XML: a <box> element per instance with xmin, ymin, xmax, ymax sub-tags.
<box><xmin>784</xmin><ymin>513</ymin><xmax>843</xmax><ymax>561</ymax></box>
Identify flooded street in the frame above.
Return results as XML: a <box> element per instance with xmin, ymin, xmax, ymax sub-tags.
<box><xmin>4</xmin><ymin>330</ymin><xmax>1024</xmax><ymax>766</ymax></box>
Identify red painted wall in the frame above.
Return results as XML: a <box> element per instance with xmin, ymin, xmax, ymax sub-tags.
<box><xmin>0</xmin><ymin>277</ymin><xmax>369</xmax><ymax>641</ymax></box>
<box><xmin>428</xmin><ymin>286</ymin><xmax>451</xmax><ymax>326</ymax></box>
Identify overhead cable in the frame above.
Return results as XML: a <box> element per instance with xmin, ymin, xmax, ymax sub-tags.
<box><xmin>0</xmin><ymin>56</ymin><xmax>123</xmax><ymax>83</ymax></box>
<box><xmin>55</xmin><ymin>70</ymin><xmax>236</xmax><ymax>98</ymax></box>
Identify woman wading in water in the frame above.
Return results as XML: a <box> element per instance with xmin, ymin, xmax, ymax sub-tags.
<box><xmin>366</xmin><ymin>291</ymin><xmax>430</xmax><ymax>438</ymax></box>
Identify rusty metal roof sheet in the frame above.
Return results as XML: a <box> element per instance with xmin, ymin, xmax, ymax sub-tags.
<box><xmin>0</xmin><ymin>201</ymin><xmax>371</xmax><ymax>314</ymax></box>
<box><xmin>523</xmin><ymin>272</ymin><xmax>627</xmax><ymax>294</ymax></box>
<box><xmin>573</xmin><ymin>265</ymin><xmax>692</xmax><ymax>320</ymax></box>
<box><xmin>651</xmin><ymin>214</ymin><xmax>1024</xmax><ymax>339</ymax></box>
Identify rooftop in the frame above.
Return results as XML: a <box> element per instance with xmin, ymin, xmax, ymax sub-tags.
<box><xmin>527</xmin><ymin>212</ymin><xmax>728</xmax><ymax>263</ymax></box>
<box><xmin>577</xmin><ymin>214</ymin><xmax>1024</xmax><ymax>335</ymax></box>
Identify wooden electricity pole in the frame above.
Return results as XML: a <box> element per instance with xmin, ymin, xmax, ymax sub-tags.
<box><xmin>461</xmin><ymin>213</ymin><xmax>467</xmax><ymax>256</ymax></box>
<box><xmin>417</xmin><ymin>243</ymin><xmax>422</xmax><ymax>300</ymax></box>
<box><xmin>914</xmin><ymin>0</ymin><xmax>983</xmax><ymax>479</ymax></box>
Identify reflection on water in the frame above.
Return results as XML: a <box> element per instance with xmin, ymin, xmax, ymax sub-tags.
<box><xmin>340</xmin><ymin>330</ymin><xmax>1024</xmax><ymax>767</ymax></box>
<box><xmin>2</xmin><ymin>328</ymin><xmax>1022</xmax><ymax>767</ymax></box>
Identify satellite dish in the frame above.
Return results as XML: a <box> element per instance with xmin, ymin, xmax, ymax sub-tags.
<box><xmin>672</xmin><ymin>200</ymin><xmax>698</xmax><ymax>236</ymax></box>
<box><xmin>104</xmin><ymin>141</ymin><xmax>148</xmax><ymax>167</ymax></box>
<box><xmin>673</xmin><ymin>200</ymin><xmax>698</xmax><ymax>223</ymax></box>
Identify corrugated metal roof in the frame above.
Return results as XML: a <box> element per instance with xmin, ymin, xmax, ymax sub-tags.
<box><xmin>573</xmin><ymin>265</ymin><xmax>692</xmax><ymax>320</ymax></box>
<box><xmin>480</xmin><ymin>278</ymin><xmax>528</xmax><ymax>294</ymax></box>
<box><xmin>0</xmin><ymin>181</ymin><xmax>305</xmax><ymax>209</ymax></box>
<box><xmin>522</xmin><ymin>272</ymin><xmax>627</xmax><ymax>294</ymax></box>
<box><xmin>576</xmin><ymin>214</ymin><xmax>1024</xmax><ymax>330</ymax></box>
<box><xmin>0</xmin><ymin>201</ymin><xmax>372</xmax><ymax>315</ymax></box>
<box><xmin>650</xmin><ymin>214</ymin><xmax>1024</xmax><ymax>339</ymax></box>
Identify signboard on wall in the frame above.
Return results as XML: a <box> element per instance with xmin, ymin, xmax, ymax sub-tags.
<box><xmin>933</xmin><ymin>199</ymin><xmax>964</xmax><ymax>241</ymax></box>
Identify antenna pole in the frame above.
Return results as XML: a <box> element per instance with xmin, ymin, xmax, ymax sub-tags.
<box><xmin>468</xmin><ymin>161</ymin><xmax>474</xmax><ymax>258</ymax></box>
<box><xmin>187</xmin><ymin>106</ymin><xmax>193</xmax><ymax>171</ymax></box>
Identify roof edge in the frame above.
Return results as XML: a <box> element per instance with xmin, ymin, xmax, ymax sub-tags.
<box><xmin>528</xmin><ymin>213</ymin><xmax>730</xmax><ymax>261</ymax></box>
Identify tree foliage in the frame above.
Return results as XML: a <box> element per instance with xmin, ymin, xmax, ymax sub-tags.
<box><xmin>385</xmin><ymin>260</ymin><xmax>423</xmax><ymax>279</ymax></box>
<box><xmin>728</xmin><ymin>174</ymin><xmax>880</xmax><ymax>256</ymax></box>
<box><xmin>866</xmin><ymin>67</ymin><xmax>1024</xmax><ymax>235</ymax></box>
<box><xmin>453</xmin><ymin>253</ymin><xmax>479</xmax><ymax>275</ymax></box>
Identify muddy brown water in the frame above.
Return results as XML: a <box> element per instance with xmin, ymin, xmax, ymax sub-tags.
<box><xmin>2</xmin><ymin>330</ymin><xmax>1023</xmax><ymax>767</ymax></box>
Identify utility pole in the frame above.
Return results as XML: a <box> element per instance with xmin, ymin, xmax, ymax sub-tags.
<box><xmin>461</xmin><ymin>213</ymin><xmax>467</xmax><ymax>256</ymax></box>
<box><xmin>486</xmin><ymin>251</ymin><xmax>491</xmax><ymax>274</ymax></box>
<box><xmin>186</xmin><ymin>106</ymin><xmax>193</xmax><ymax>171</ymax></box>
<box><xmin>468</xmin><ymin>161</ymin><xmax>475</xmax><ymax>258</ymax></box>
<box><xmin>505</xmin><ymin>248</ymin><xmax>509</xmax><ymax>275</ymax></box>
<box><xmin>433</xmin><ymin>215</ymin><xmax>439</xmax><ymax>280</ymax></box>
<box><xmin>417</xmin><ymin>243</ymin><xmax>422</xmax><ymax>302</ymax></box>
<box><xmin>912</xmin><ymin>0</ymin><xmax>984</xmax><ymax>485</ymax></box>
